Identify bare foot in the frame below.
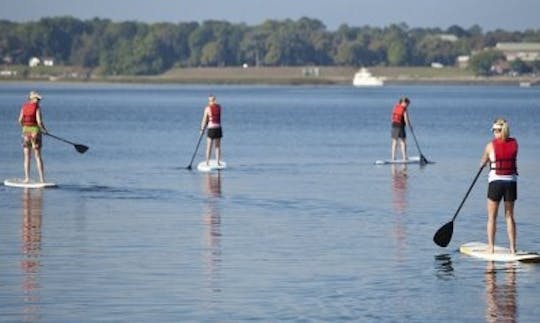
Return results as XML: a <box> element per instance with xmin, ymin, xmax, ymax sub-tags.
<box><xmin>23</xmin><ymin>178</ymin><xmax>30</xmax><ymax>183</ymax></box>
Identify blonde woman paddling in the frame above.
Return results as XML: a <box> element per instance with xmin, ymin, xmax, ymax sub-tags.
<box><xmin>18</xmin><ymin>91</ymin><xmax>47</xmax><ymax>183</ymax></box>
<box><xmin>200</xmin><ymin>95</ymin><xmax>223</xmax><ymax>166</ymax></box>
<box><xmin>480</xmin><ymin>118</ymin><xmax>518</xmax><ymax>254</ymax></box>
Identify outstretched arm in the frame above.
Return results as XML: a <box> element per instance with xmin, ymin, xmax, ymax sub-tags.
<box><xmin>36</xmin><ymin>108</ymin><xmax>47</xmax><ymax>133</ymax></box>
<box><xmin>18</xmin><ymin>109</ymin><xmax>23</xmax><ymax>126</ymax></box>
<box><xmin>403</xmin><ymin>111</ymin><xmax>410</xmax><ymax>128</ymax></box>
<box><xmin>480</xmin><ymin>143</ymin><xmax>491</xmax><ymax>167</ymax></box>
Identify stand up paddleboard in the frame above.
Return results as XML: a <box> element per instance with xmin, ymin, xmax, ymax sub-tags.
<box><xmin>375</xmin><ymin>156</ymin><xmax>423</xmax><ymax>165</ymax></box>
<box><xmin>197</xmin><ymin>160</ymin><xmax>227</xmax><ymax>172</ymax></box>
<box><xmin>4</xmin><ymin>178</ymin><xmax>57</xmax><ymax>189</ymax></box>
<box><xmin>460</xmin><ymin>242</ymin><xmax>540</xmax><ymax>263</ymax></box>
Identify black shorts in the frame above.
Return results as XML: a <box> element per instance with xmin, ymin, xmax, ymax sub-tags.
<box><xmin>487</xmin><ymin>180</ymin><xmax>517</xmax><ymax>202</ymax></box>
<box><xmin>207</xmin><ymin>127</ymin><xmax>222</xmax><ymax>139</ymax></box>
<box><xmin>391</xmin><ymin>124</ymin><xmax>406</xmax><ymax>139</ymax></box>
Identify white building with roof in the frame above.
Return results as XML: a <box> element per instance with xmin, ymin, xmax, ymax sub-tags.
<box><xmin>495</xmin><ymin>42</ymin><xmax>540</xmax><ymax>62</ymax></box>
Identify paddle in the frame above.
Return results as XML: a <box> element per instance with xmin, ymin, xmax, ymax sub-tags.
<box><xmin>45</xmin><ymin>132</ymin><xmax>89</xmax><ymax>154</ymax></box>
<box><xmin>407</xmin><ymin>120</ymin><xmax>429</xmax><ymax>165</ymax></box>
<box><xmin>433</xmin><ymin>164</ymin><xmax>486</xmax><ymax>247</ymax></box>
<box><xmin>186</xmin><ymin>127</ymin><xmax>206</xmax><ymax>170</ymax></box>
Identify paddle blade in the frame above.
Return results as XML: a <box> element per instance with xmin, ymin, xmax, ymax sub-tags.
<box><xmin>75</xmin><ymin>144</ymin><xmax>89</xmax><ymax>154</ymax></box>
<box><xmin>433</xmin><ymin>221</ymin><xmax>454</xmax><ymax>247</ymax></box>
<box><xmin>420</xmin><ymin>155</ymin><xmax>429</xmax><ymax>165</ymax></box>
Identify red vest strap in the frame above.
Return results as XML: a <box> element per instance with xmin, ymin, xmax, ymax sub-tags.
<box><xmin>491</xmin><ymin>138</ymin><xmax>518</xmax><ymax>175</ymax></box>
<box><xmin>209</xmin><ymin>104</ymin><xmax>221</xmax><ymax>124</ymax></box>
<box><xmin>22</xmin><ymin>101</ymin><xmax>39</xmax><ymax>126</ymax></box>
<box><xmin>392</xmin><ymin>104</ymin><xmax>405</xmax><ymax>125</ymax></box>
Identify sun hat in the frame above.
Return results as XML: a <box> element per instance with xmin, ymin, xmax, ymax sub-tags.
<box><xmin>28</xmin><ymin>91</ymin><xmax>42</xmax><ymax>100</ymax></box>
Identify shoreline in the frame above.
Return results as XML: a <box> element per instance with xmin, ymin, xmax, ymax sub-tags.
<box><xmin>1</xmin><ymin>66</ymin><xmax>539</xmax><ymax>86</ymax></box>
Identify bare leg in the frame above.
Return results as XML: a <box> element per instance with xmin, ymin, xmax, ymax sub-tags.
<box><xmin>391</xmin><ymin>138</ymin><xmax>397</xmax><ymax>160</ymax></box>
<box><xmin>34</xmin><ymin>148</ymin><xmax>45</xmax><ymax>182</ymax></box>
<box><xmin>205</xmin><ymin>138</ymin><xmax>212</xmax><ymax>165</ymax></box>
<box><xmin>504</xmin><ymin>201</ymin><xmax>516</xmax><ymax>254</ymax></box>
<box><xmin>23</xmin><ymin>147</ymin><xmax>31</xmax><ymax>182</ymax></box>
<box><xmin>215</xmin><ymin>138</ymin><xmax>221</xmax><ymax>165</ymax></box>
<box><xmin>400</xmin><ymin>139</ymin><xmax>407</xmax><ymax>160</ymax></box>
<box><xmin>487</xmin><ymin>199</ymin><xmax>499</xmax><ymax>253</ymax></box>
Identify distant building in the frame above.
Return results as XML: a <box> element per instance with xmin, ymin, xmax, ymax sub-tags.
<box><xmin>2</xmin><ymin>55</ymin><xmax>13</xmax><ymax>64</ymax></box>
<box><xmin>302</xmin><ymin>67</ymin><xmax>319</xmax><ymax>77</ymax></box>
<box><xmin>28</xmin><ymin>57</ymin><xmax>40</xmax><ymax>67</ymax></box>
<box><xmin>495</xmin><ymin>42</ymin><xmax>540</xmax><ymax>62</ymax></box>
<box><xmin>436</xmin><ymin>34</ymin><xmax>458</xmax><ymax>42</ymax></box>
<box><xmin>0</xmin><ymin>70</ymin><xmax>18</xmax><ymax>77</ymax></box>
<box><xmin>456</xmin><ymin>55</ymin><xmax>470</xmax><ymax>68</ymax></box>
<box><xmin>490</xmin><ymin>59</ymin><xmax>510</xmax><ymax>75</ymax></box>
<box><xmin>43</xmin><ymin>57</ymin><xmax>54</xmax><ymax>66</ymax></box>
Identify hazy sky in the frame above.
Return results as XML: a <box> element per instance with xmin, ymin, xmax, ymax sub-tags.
<box><xmin>1</xmin><ymin>0</ymin><xmax>539</xmax><ymax>31</ymax></box>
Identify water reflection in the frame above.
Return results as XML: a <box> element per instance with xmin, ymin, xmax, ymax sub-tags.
<box><xmin>391</xmin><ymin>165</ymin><xmax>407</xmax><ymax>261</ymax></box>
<box><xmin>391</xmin><ymin>164</ymin><xmax>408</xmax><ymax>214</ymax></box>
<box><xmin>485</xmin><ymin>262</ymin><xmax>517</xmax><ymax>323</ymax></box>
<box><xmin>20</xmin><ymin>188</ymin><xmax>43</xmax><ymax>322</ymax></box>
<box><xmin>201</xmin><ymin>173</ymin><xmax>222</xmax><ymax>295</ymax></box>
<box><xmin>434</xmin><ymin>254</ymin><xmax>455</xmax><ymax>280</ymax></box>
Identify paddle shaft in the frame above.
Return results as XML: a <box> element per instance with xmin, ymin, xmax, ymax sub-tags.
<box><xmin>45</xmin><ymin>132</ymin><xmax>77</xmax><ymax>145</ymax></box>
<box><xmin>407</xmin><ymin>117</ymin><xmax>427</xmax><ymax>163</ymax></box>
<box><xmin>450</xmin><ymin>164</ymin><xmax>486</xmax><ymax>222</ymax></box>
<box><xmin>187</xmin><ymin>127</ymin><xmax>206</xmax><ymax>169</ymax></box>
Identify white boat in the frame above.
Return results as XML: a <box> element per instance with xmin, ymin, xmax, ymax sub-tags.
<box><xmin>352</xmin><ymin>68</ymin><xmax>384</xmax><ymax>87</ymax></box>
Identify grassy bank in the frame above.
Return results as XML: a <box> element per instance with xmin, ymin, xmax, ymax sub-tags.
<box><xmin>1</xmin><ymin>65</ymin><xmax>539</xmax><ymax>85</ymax></box>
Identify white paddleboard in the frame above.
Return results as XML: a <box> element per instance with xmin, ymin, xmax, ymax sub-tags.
<box><xmin>460</xmin><ymin>242</ymin><xmax>540</xmax><ymax>263</ymax></box>
<box><xmin>375</xmin><ymin>156</ymin><xmax>422</xmax><ymax>165</ymax></box>
<box><xmin>4</xmin><ymin>178</ymin><xmax>57</xmax><ymax>189</ymax></box>
<box><xmin>197</xmin><ymin>160</ymin><xmax>227</xmax><ymax>172</ymax></box>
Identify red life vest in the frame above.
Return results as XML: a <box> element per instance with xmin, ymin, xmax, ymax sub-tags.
<box><xmin>391</xmin><ymin>103</ymin><xmax>406</xmax><ymax>125</ymax></box>
<box><xmin>21</xmin><ymin>101</ymin><xmax>39</xmax><ymax>126</ymax></box>
<box><xmin>491</xmin><ymin>138</ymin><xmax>518</xmax><ymax>175</ymax></box>
<box><xmin>209</xmin><ymin>104</ymin><xmax>221</xmax><ymax>125</ymax></box>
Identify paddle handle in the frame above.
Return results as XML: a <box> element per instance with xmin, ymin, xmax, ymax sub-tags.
<box><xmin>451</xmin><ymin>164</ymin><xmax>486</xmax><ymax>221</ymax></box>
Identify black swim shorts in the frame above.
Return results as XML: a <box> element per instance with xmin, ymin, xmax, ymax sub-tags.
<box><xmin>207</xmin><ymin>127</ymin><xmax>223</xmax><ymax>139</ymax></box>
<box><xmin>391</xmin><ymin>124</ymin><xmax>406</xmax><ymax>139</ymax></box>
<box><xmin>487</xmin><ymin>180</ymin><xmax>517</xmax><ymax>202</ymax></box>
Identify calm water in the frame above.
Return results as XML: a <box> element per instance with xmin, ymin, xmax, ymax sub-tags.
<box><xmin>1</xmin><ymin>83</ymin><xmax>539</xmax><ymax>322</ymax></box>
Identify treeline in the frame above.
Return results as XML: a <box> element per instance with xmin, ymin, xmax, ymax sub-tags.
<box><xmin>1</xmin><ymin>16</ymin><xmax>540</xmax><ymax>75</ymax></box>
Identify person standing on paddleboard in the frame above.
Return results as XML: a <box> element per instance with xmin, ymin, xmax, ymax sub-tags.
<box><xmin>18</xmin><ymin>91</ymin><xmax>48</xmax><ymax>183</ymax></box>
<box><xmin>200</xmin><ymin>95</ymin><xmax>223</xmax><ymax>166</ymax></box>
<box><xmin>390</xmin><ymin>97</ymin><xmax>410</xmax><ymax>160</ymax></box>
<box><xmin>480</xmin><ymin>118</ymin><xmax>518</xmax><ymax>254</ymax></box>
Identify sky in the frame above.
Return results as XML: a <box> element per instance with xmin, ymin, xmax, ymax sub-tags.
<box><xmin>1</xmin><ymin>0</ymin><xmax>539</xmax><ymax>32</ymax></box>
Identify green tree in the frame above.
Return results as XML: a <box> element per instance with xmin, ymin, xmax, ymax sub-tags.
<box><xmin>417</xmin><ymin>36</ymin><xmax>459</xmax><ymax>66</ymax></box>
<box><xmin>384</xmin><ymin>24</ymin><xmax>412</xmax><ymax>66</ymax></box>
<box><xmin>468</xmin><ymin>49</ymin><xmax>505</xmax><ymax>76</ymax></box>
<box><xmin>531</xmin><ymin>60</ymin><xmax>540</xmax><ymax>73</ymax></box>
<box><xmin>3</xmin><ymin>16</ymin><xmax>540</xmax><ymax>74</ymax></box>
<box><xmin>200</xmin><ymin>41</ymin><xmax>224</xmax><ymax>66</ymax></box>
<box><xmin>240</xmin><ymin>30</ymin><xmax>268</xmax><ymax>66</ymax></box>
<box><xmin>510</xmin><ymin>58</ymin><xmax>532</xmax><ymax>74</ymax></box>
<box><xmin>334</xmin><ymin>41</ymin><xmax>376</xmax><ymax>66</ymax></box>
